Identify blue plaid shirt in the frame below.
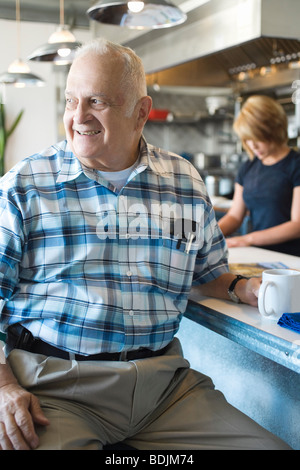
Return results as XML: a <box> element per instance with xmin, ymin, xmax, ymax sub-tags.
<box><xmin>0</xmin><ymin>138</ymin><xmax>228</xmax><ymax>354</ymax></box>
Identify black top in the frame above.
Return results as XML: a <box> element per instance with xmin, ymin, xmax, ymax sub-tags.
<box><xmin>236</xmin><ymin>149</ymin><xmax>300</xmax><ymax>256</ymax></box>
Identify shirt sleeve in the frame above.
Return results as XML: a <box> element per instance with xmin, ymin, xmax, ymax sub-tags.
<box><xmin>192</xmin><ymin>203</ymin><xmax>229</xmax><ymax>286</ymax></box>
<box><xmin>0</xmin><ymin>189</ymin><xmax>23</xmax><ymax>302</ymax></box>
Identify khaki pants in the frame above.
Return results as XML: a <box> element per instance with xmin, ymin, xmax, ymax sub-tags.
<box><xmin>8</xmin><ymin>338</ymin><xmax>290</xmax><ymax>450</ymax></box>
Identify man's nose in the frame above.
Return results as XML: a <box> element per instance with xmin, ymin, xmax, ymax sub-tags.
<box><xmin>73</xmin><ymin>102</ymin><xmax>92</xmax><ymax>124</ymax></box>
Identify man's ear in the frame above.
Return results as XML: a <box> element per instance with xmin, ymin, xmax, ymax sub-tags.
<box><xmin>135</xmin><ymin>96</ymin><xmax>152</xmax><ymax>131</ymax></box>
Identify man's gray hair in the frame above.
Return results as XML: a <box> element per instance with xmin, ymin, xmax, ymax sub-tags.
<box><xmin>74</xmin><ymin>38</ymin><xmax>147</xmax><ymax>116</ymax></box>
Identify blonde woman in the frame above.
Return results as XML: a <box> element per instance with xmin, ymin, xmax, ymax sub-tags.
<box><xmin>218</xmin><ymin>94</ymin><xmax>300</xmax><ymax>256</ymax></box>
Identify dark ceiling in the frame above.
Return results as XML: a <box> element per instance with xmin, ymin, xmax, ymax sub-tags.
<box><xmin>0</xmin><ymin>1</ymin><xmax>92</xmax><ymax>28</ymax></box>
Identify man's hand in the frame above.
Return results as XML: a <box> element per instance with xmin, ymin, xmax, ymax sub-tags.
<box><xmin>0</xmin><ymin>383</ymin><xmax>49</xmax><ymax>450</ymax></box>
<box><xmin>236</xmin><ymin>276</ymin><xmax>261</xmax><ymax>307</ymax></box>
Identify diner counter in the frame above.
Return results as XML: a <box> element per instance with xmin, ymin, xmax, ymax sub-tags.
<box><xmin>176</xmin><ymin>246</ymin><xmax>300</xmax><ymax>449</ymax></box>
<box><xmin>187</xmin><ymin>246</ymin><xmax>300</xmax><ymax>373</ymax></box>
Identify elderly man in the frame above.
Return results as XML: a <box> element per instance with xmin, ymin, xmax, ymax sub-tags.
<box><xmin>0</xmin><ymin>38</ymin><xmax>289</xmax><ymax>450</ymax></box>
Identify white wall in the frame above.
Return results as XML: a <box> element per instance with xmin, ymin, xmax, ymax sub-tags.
<box><xmin>0</xmin><ymin>19</ymin><xmax>92</xmax><ymax>172</ymax></box>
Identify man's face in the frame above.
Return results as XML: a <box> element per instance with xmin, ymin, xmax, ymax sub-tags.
<box><xmin>63</xmin><ymin>53</ymin><xmax>144</xmax><ymax>171</ymax></box>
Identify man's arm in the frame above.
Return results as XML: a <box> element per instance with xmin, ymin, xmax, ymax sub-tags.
<box><xmin>196</xmin><ymin>272</ymin><xmax>260</xmax><ymax>307</ymax></box>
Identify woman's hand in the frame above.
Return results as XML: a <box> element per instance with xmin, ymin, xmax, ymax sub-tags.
<box><xmin>226</xmin><ymin>234</ymin><xmax>252</xmax><ymax>248</ymax></box>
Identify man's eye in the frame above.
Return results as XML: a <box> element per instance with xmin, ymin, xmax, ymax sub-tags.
<box><xmin>91</xmin><ymin>99</ymin><xmax>107</xmax><ymax>107</ymax></box>
<box><xmin>65</xmin><ymin>98</ymin><xmax>76</xmax><ymax>108</ymax></box>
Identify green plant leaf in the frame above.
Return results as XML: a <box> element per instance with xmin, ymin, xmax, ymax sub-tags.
<box><xmin>0</xmin><ymin>127</ymin><xmax>6</xmax><ymax>175</ymax></box>
<box><xmin>0</xmin><ymin>127</ymin><xmax>5</xmax><ymax>156</ymax></box>
<box><xmin>0</xmin><ymin>103</ymin><xmax>5</xmax><ymax>131</ymax></box>
<box><xmin>0</xmin><ymin>95</ymin><xmax>24</xmax><ymax>176</ymax></box>
<box><xmin>7</xmin><ymin>109</ymin><xmax>24</xmax><ymax>138</ymax></box>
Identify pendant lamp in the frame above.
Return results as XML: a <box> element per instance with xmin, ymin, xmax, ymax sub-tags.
<box><xmin>87</xmin><ymin>0</ymin><xmax>187</xmax><ymax>29</ymax></box>
<box><xmin>28</xmin><ymin>0</ymin><xmax>81</xmax><ymax>64</ymax></box>
<box><xmin>0</xmin><ymin>0</ymin><xmax>44</xmax><ymax>88</ymax></box>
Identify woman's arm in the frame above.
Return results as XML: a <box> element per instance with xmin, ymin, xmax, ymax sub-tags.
<box><xmin>218</xmin><ymin>183</ymin><xmax>248</xmax><ymax>236</ymax></box>
<box><xmin>226</xmin><ymin>186</ymin><xmax>300</xmax><ymax>248</ymax></box>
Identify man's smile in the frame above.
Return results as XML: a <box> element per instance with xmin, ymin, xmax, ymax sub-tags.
<box><xmin>75</xmin><ymin>129</ymin><xmax>101</xmax><ymax>136</ymax></box>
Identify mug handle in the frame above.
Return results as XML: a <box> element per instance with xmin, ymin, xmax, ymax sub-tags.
<box><xmin>258</xmin><ymin>281</ymin><xmax>275</xmax><ymax>317</ymax></box>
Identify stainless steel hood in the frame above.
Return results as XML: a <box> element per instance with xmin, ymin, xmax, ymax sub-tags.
<box><xmin>126</xmin><ymin>0</ymin><xmax>300</xmax><ymax>71</ymax></box>
<box><xmin>123</xmin><ymin>0</ymin><xmax>300</xmax><ymax>89</ymax></box>
<box><xmin>143</xmin><ymin>36</ymin><xmax>300</xmax><ymax>90</ymax></box>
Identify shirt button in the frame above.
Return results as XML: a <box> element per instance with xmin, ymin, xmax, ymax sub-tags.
<box><xmin>127</xmin><ymin>270</ymin><xmax>133</xmax><ymax>277</ymax></box>
<box><xmin>129</xmin><ymin>310</ymin><xmax>134</xmax><ymax>316</ymax></box>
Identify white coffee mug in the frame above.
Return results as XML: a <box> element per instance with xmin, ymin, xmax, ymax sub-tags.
<box><xmin>258</xmin><ymin>268</ymin><xmax>300</xmax><ymax>318</ymax></box>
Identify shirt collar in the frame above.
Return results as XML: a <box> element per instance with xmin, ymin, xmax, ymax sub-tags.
<box><xmin>56</xmin><ymin>136</ymin><xmax>170</xmax><ymax>184</ymax></box>
<box><xmin>56</xmin><ymin>141</ymin><xmax>84</xmax><ymax>184</ymax></box>
<box><xmin>137</xmin><ymin>136</ymin><xmax>171</xmax><ymax>178</ymax></box>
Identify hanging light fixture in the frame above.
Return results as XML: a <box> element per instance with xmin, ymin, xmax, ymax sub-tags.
<box><xmin>87</xmin><ymin>0</ymin><xmax>187</xmax><ymax>29</ymax></box>
<box><xmin>28</xmin><ymin>0</ymin><xmax>81</xmax><ymax>64</ymax></box>
<box><xmin>0</xmin><ymin>0</ymin><xmax>44</xmax><ymax>87</ymax></box>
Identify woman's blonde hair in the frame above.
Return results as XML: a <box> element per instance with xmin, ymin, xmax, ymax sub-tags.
<box><xmin>233</xmin><ymin>95</ymin><xmax>288</xmax><ymax>159</ymax></box>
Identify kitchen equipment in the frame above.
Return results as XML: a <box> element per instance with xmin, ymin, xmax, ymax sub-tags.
<box><xmin>192</xmin><ymin>153</ymin><xmax>221</xmax><ymax>170</ymax></box>
<box><xmin>148</xmin><ymin>109</ymin><xmax>172</xmax><ymax>121</ymax></box>
<box><xmin>204</xmin><ymin>174</ymin><xmax>233</xmax><ymax>197</ymax></box>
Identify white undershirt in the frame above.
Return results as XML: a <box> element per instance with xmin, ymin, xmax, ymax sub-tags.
<box><xmin>97</xmin><ymin>160</ymin><xmax>139</xmax><ymax>191</ymax></box>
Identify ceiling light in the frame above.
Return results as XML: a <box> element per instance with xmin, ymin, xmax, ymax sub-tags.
<box><xmin>260</xmin><ymin>66</ymin><xmax>274</xmax><ymax>76</ymax></box>
<box><xmin>289</xmin><ymin>61</ymin><xmax>300</xmax><ymax>70</ymax></box>
<box><xmin>128</xmin><ymin>1</ymin><xmax>145</xmax><ymax>13</ymax></box>
<box><xmin>0</xmin><ymin>69</ymin><xmax>44</xmax><ymax>88</ymax></box>
<box><xmin>28</xmin><ymin>0</ymin><xmax>81</xmax><ymax>64</ymax></box>
<box><xmin>86</xmin><ymin>0</ymin><xmax>187</xmax><ymax>29</ymax></box>
<box><xmin>0</xmin><ymin>59</ymin><xmax>44</xmax><ymax>88</ymax></box>
<box><xmin>0</xmin><ymin>0</ymin><xmax>44</xmax><ymax>87</ymax></box>
<box><xmin>237</xmin><ymin>71</ymin><xmax>249</xmax><ymax>82</ymax></box>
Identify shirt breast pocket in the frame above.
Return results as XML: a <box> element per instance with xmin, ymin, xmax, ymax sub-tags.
<box><xmin>159</xmin><ymin>233</ymin><xmax>200</xmax><ymax>293</ymax></box>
